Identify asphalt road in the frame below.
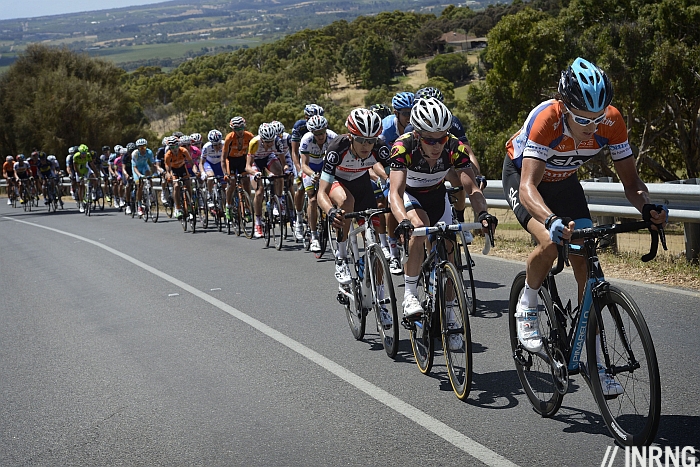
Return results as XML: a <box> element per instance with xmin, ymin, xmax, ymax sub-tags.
<box><xmin>1</xmin><ymin>200</ymin><xmax>699</xmax><ymax>467</ymax></box>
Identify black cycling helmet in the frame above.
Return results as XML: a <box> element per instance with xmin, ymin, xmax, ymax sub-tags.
<box><xmin>558</xmin><ymin>57</ymin><xmax>613</xmax><ymax>112</ymax></box>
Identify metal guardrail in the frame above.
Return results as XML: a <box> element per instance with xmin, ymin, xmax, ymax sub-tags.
<box><xmin>472</xmin><ymin>180</ymin><xmax>700</xmax><ymax>223</ymax></box>
<box><xmin>4</xmin><ymin>177</ymin><xmax>698</xmax><ymax>220</ymax></box>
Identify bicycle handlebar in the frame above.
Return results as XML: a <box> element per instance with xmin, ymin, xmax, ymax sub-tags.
<box><xmin>409</xmin><ymin>221</ymin><xmax>492</xmax><ymax>256</ymax></box>
<box><xmin>552</xmin><ymin>220</ymin><xmax>667</xmax><ymax>275</ymax></box>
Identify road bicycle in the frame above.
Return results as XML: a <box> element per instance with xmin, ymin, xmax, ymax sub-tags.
<box><xmin>160</xmin><ymin>176</ymin><xmax>174</xmax><ymax>218</ymax></box>
<box><xmin>336</xmin><ymin>207</ymin><xmax>399</xmax><ymax>358</ymax></box>
<box><xmin>8</xmin><ymin>181</ymin><xmax>18</xmax><ymax>208</ymax></box>
<box><xmin>20</xmin><ymin>179</ymin><xmax>33</xmax><ymax>211</ymax></box>
<box><xmin>207</xmin><ymin>175</ymin><xmax>227</xmax><ymax>232</ymax></box>
<box><xmin>402</xmin><ymin>221</ymin><xmax>493</xmax><ymax>400</ymax></box>
<box><xmin>173</xmin><ymin>176</ymin><xmax>197</xmax><ymax>233</ymax></box>
<box><xmin>226</xmin><ymin>173</ymin><xmax>254</xmax><ymax>238</ymax></box>
<box><xmin>44</xmin><ymin>175</ymin><xmax>61</xmax><ymax>213</ymax></box>
<box><xmin>140</xmin><ymin>175</ymin><xmax>159</xmax><ymax>223</ymax></box>
<box><xmin>508</xmin><ymin>221</ymin><xmax>664</xmax><ymax>446</ymax></box>
<box><xmin>193</xmin><ymin>177</ymin><xmax>209</xmax><ymax>230</ymax></box>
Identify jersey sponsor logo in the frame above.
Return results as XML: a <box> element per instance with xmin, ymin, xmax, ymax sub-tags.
<box><xmin>508</xmin><ymin>186</ymin><xmax>520</xmax><ymax>211</ymax></box>
<box><xmin>548</xmin><ymin>155</ymin><xmax>587</xmax><ymax>167</ymax></box>
<box><xmin>325</xmin><ymin>151</ymin><xmax>339</xmax><ymax>165</ymax></box>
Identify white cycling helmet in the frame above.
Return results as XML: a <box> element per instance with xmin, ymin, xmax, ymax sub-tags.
<box><xmin>346</xmin><ymin>108</ymin><xmax>382</xmax><ymax>138</ymax></box>
<box><xmin>135</xmin><ymin>138</ymin><xmax>147</xmax><ymax>147</ymax></box>
<box><xmin>207</xmin><ymin>129</ymin><xmax>223</xmax><ymax>143</ymax></box>
<box><xmin>270</xmin><ymin>120</ymin><xmax>285</xmax><ymax>136</ymax></box>
<box><xmin>410</xmin><ymin>97</ymin><xmax>452</xmax><ymax>133</ymax></box>
<box><xmin>113</xmin><ymin>144</ymin><xmax>122</xmax><ymax>153</ymax></box>
<box><xmin>47</xmin><ymin>155</ymin><xmax>56</xmax><ymax>162</ymax></box>
<box><xmin>119</xmin><ymin>147</ymin><xmax>128</xmax><ymax>155</ymax></box>
<box><xmin>179</xmin><ymin>135</ymin><xmax>191</xmax><ymax>146</ymax></box>
<box><xmin>6</xmin><ymin>155</ymin><xmax>13</xmax><ymax>162</ymax></box>
<box><xmin>306</xmin><ymin>115</ymin><xmax>328</xmax><ymax>132</ymax></box>
<box><xmin>190</xmin><ymin>133</ymin><xmax>202</xmax><ymax>144</ymax></box>
<box><xmin>258</xmin><ymin>123</ymin><xmax>277</xmax><ymax>142</ymax></box>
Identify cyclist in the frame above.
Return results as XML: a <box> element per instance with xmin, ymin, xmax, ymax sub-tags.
<box><xmin>200</xmin><ymin>129</ymin><xmax>226</xmax><ymax>207</ymax></box>
<box><xmin>37</xmin><ymin>152</ymin><xmax>57</xmax><ymax>204</ymax></box>
<box><xmin>408</xmin><ymin>87</ymin><xmax>486</xmax><ymax>213</ymax></box>
<box><xmin>3</xmin><ymin>155</ymin><xmax>16</xmax><ymax>204</ymax></box>
<box><xmin>65</xmin><ymin>146</ymin><xmax>78</xmax><ymax>200</ymax></box>
<box><xmin>164</xmin><ymin>135</ymin><xmax>194</xmax><ymax>219</ymax></box>
<box><xmin>46</xmin><ymin>155</ymin><xmax>64</xmax><ymax>208</ymax></box>
<box><xmin>99</xmin><ymin>146</ymin><xmax>112</xmax><ymax>202</ymax></box>
<box><xmin>299</xmin><ymin>115</ymin><xmax>338</xmax><ymax>251</ymax></box>
<box><xmin>389</xmin><ymin>97</ymin><xmax>496</xmax><ymax>330</ymax></box>
<box><xmin>380</xmin><ymin>91</ymin><xmax>416</xmax><ymax>274</ymax></box>
<box><xmin>502</xmin><ymin>57</ymin><xmax>667</xmax><ymax>394</ymax></box>
<box><xmin>111</xmin><ymin>147</ymin><xmax>125</xmax><ymax>209</ymax></box>
<box><xmin>121</xmin><ymin>143</ymin><xmax>135</xmax><ymax>215</ymax></box>
<box><xmin>246</xmin><ymin>122</ymin><xmax>287</xmax><ymax>239</ymax></box>
<box><xmin>71</xmin><ymin>144</ymin><xmax>98</xmax><ymax>212</ymax></box>
<box><xmin>223</xmin><ymin>116</ymin><xmax>254</xmax><ymax>218</ymax></box>
<box><xmin>13</xmin><ymin>154</ymin><xmax>33</xmax><ymax>203</ymax></box>
<box><xmin>319</xmin><ymin>108</ymin><xmax>391</xmax><ymax>286</ymax></box>
<box><xmin>290</xmin><ymin>104</ymin><xmax>324</xmax><ymax>240</ymax></box>
<box><xmin>131</xmin><ymin>138</ymin><xmax>156</xmax><ymax>217</ymax></box>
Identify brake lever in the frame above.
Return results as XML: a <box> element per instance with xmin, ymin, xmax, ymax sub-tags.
<box><xmin>641</xmin><ymin>229</ymin><xmax>659</xmax><ymax>263</ymax></box>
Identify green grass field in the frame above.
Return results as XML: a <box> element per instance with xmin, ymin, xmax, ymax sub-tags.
<box><xmin>86</xmin><ymin>37</ymin><xmax>262</xmax><ymax>63</ymax></box>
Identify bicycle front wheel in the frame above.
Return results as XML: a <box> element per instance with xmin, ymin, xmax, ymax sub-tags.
<box><xmin>238</xmin><ymin>190</ymin><xmax>253</xmax><ymax>238</ymax></box>
<box><xmin>440</xmin><ymin>261</ymin><xmax>473</xmax><ymax>400</ymax></box>
<box><xmin>587</xmin><ymin>285</ymin><xmax>661</xmax><ymax>446</ymax></box>
<box><xmin>343</xmin><ymin>251</ymin><xmax>365</xmax><ymax>340</ymax></box>
<box><xmin>272</xmin><ymin>196</ymin><xmax>283</xmax><ymax>250</ymax></box>
<box><xmin>508</xmin><ymin>272</ymin><xmax>564</xmax><ymax>417</ymax></box>
<box><xmin>151</xmin><ymin>189</ymin><xmax>159</xmax><ymax>223</ymax></box>
<box><xmin>455</xmin><ymin>235</ymin><xmax>477</xmax><ymax>316</ymax></box>
<box><xmin>315</xmin><ymin>206</ymin><xmax>328</xmax><ymax>259</ymax></box>
<box><xmin>368</xmin><ymin>245</ymin><xmax>398</xmax><ymax>358</ymax></box>
<box><xmin>409</xmin><ymin>269</ymin><xmax>434</xmax><ymax>374</ymax></box>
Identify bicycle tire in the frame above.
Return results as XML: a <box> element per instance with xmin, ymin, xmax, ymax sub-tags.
<box><xmin>142</xmin><ymin>191</ymin><xmax>150</xmax><ymax>222</ymax></box>
<box><xmin>509</xmin><ymin>271</ymin><xmax>564</xmax><ymax>417</ymax></box>
<box><xmin>164</xmin><ymin>189</ymin><xmax>173</xmax><ymax>218</ymax></box>
<box><xmin>185</xmin><ymin>189</ymin><xmax>196</xmax><ymax>233</ymax></box>
<box><xmin>327</xmin><ymin>213</ymin><xmax>339</xmax><ymax>259</ymax></box>
<box><xmin>343</xmin><ymin>249</ymin><xmax>366</xmax><ymax>340</ymax></box>
<box><xmin>196</xmin><ymin>187</ymin><xmax>207</xmax><ymax>229</ymax></box>
<box><xmin>409</xmin><ymin>267</ymin><xmax>434</xmax><ymax>374</ymax></box>
<box><xmin>151</xmin><ymin>189</ymin><xmax>159</xmax><ymax>223</ymax></box>
<box><xmin>440</xmin><ymin>261</ymin><xmax>473</xmax><ymax>400</ymax></box>
<box><xmin>315</xmin><ymin>206</ymin><xmax>328</xmax><ymax>259</ymax></box>
<box><xmin>239</xmin><ymin>190</ymin><xmax>254</xmax><ymax>239</ymax></box>
<box><xmin>368</xmin><ymin>245</ymin><xmax>399</xmax><ymax>359</ymax></box>
<box><xmin>271</xmin><ymin>196</ymin><xmax>283</xmax><ymax>250</ymax></box>
<box><xmin>97</xmin><ymin>189</ymin><xmax>105</xmax><ymax>210</ymax></box>
<box><xmin>454</xmin><ymin>234</ymin><xmax>477</xmax><ymax>316</ymax></box>
<box><xmin>586</xmin><ymin>285</ymin><xmax>661</xmax><ymax>446</ymax></box>
<box><xmin>282</xmin><ymin>189</ymin><xmax>294</xmax><ymax>239</ymax></box>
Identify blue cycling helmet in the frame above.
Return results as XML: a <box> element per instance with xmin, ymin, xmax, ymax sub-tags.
<box><xmin>558</xmin><ymin>57</ymin><xmax>613</xmax><ymax>113</ymax></box>
<box><xmin>303</xmin><ymin>104</ymin><xmax>324</xmax><ymax>118</ymax></box>
<box><xmin>391</xmin><ymin>92</ymin><xmax>415</xmax><ymax>110</ymax></box>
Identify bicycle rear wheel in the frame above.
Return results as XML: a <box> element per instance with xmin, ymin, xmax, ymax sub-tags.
<box><xmin>271</xmin><ymin>196</ymin><xmax>283</xmax><ymax>250</ymax></box>
<box><xmin>409</xmin><ymin>269</ymin><xmax>435</xmax><ymax>374</ymax></box>
<box><xmin>368</xmin><ymin>245</ymin><xmax>398</xmax><ymax>359</ymax></box>
<box><xmin>343</xmin><ymin>250</ymin><xmax>365</xmax><ymax>340</ymax></box>
<box><xmin>440</xmin><ymin>262</ymin><xmax>473</xmax><ymax>400</ymax></box>
<box><xmin>508</xmin><ymin>272</ymin><xmax>564</xmax><ymax>417</ymax></box>
<box><xmin>587</xmin><ymin>285</ymin><xmax>660</xmax><ymax>446</ymax></box>
<box><xmin>184</xmin><ymin>190</ymin><xmax>196</xmax><ymax>233</ymax></box>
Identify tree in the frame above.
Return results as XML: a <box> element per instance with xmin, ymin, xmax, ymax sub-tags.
<box><xmin>426</xmin><ymin>53</ymin><xmax>473</xmax><ymax>84</ymax></box>
<box><xmin>360</xmin><ymin>35</ymin><xmax>393</xmax><ymax>89</ymax></box>
<box><xmin>0</xmin><ymin>44</ymin><xmax>145</xmax><ymax>158</ymax></box>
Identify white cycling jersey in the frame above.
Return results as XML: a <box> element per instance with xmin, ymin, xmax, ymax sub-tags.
<box><xmin>201</xmin><ymin>141</ymin><xmax>223</xmax><ymax>165</ymax></box>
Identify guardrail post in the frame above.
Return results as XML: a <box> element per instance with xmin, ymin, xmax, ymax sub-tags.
<box><xmin>585</xmin><ymin>177</ymin><xmax>617</xmax><ymax>253</ymax></box>
<box><xmin>666</xmin><ymin>178</ymin><xmax>700</xmax><ymax>263</ymax></box>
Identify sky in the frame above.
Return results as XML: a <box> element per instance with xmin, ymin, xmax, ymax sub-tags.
<box><xmin>0</xmin><ymin>0</ymin><xmax>168</xmax><ymax>21</ymax></box>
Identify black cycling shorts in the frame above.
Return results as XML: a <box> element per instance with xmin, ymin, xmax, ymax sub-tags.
<box><xmin>502</xmin><ymin>156</ymin><xmax>590</xmax><ymax>231</ymax></box>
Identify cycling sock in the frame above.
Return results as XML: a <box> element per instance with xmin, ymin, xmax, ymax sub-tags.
<box><xmin>255</xmin><ymin>216</ymin><xmax>262</xmax><ymax>226</ymax></box>
<box><xmin>379</xmin><ymin>233</ymin><xmax>389</xmax><ymax>249</ymax></box>
<box><xmin>389</xmin><ymin>237</ymin><xmax>399</xmax><ymax>257</ymax></box>
<box><xmin>404</xmin><ymin>275</ymin><xmax>419</xmax><ymax>296</ymax></box>
<box><xmin>520</xmin><ymin>282</ymin><xmax>540</xmax><ymax>309</ymax></box>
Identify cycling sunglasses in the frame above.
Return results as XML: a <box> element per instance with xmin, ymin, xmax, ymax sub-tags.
<box><xmin>233</xmin><ymin>126</ymin><xmax>245</xmax><ymax>131</ymax></box>
<box><xmin>353</xmin><ymin>136</ymin><xmax>377</xmax><ymax>145</ymax></box>
<box><xmin>312</xmin><ymin>130</ymin><xmax>327</xmax><ymax>137</ymax></box>
<box><xmin>564</xmin><ymin>104</ymin><xmax>607</xmax><ymax>126</ymax></box>
<box><xmin>420</xmin><ymin>134</ymin><xmax>449</xmax><ymax>146</ymax></box>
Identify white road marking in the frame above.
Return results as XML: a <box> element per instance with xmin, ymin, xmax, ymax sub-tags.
<box><xmin>6</xmin><ymin>216</ymin><xmax>519</xmax><ymax>467</ymax></box>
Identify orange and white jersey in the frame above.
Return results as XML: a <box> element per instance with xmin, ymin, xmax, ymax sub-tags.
<box><xmin>506</xmin><ymin>99</ymin><xmax>633</xmax><ymax>183</ymax></box>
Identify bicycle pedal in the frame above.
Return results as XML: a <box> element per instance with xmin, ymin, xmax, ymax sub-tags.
<box><xmin>401</xmin><ymin>319</ymin><xmax>416</xmax><ymax>331</ymax></box>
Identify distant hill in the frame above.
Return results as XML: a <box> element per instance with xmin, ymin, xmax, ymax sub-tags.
<box><xmin>0</xmin><ymin>0</ymin><xmax>499</xmax><ymax>71</ymax></box>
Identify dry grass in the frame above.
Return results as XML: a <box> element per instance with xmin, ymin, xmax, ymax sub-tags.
<box><xmin>469</xmin><ymin>208</ymin><xmax>700</xmax><ymax>291</ymax></box>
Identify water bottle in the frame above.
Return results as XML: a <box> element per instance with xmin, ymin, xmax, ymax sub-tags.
<box><xmin>357</xmin><ymin>256</ymin><xmax>364</xmax><ymax>280</ymax></box>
